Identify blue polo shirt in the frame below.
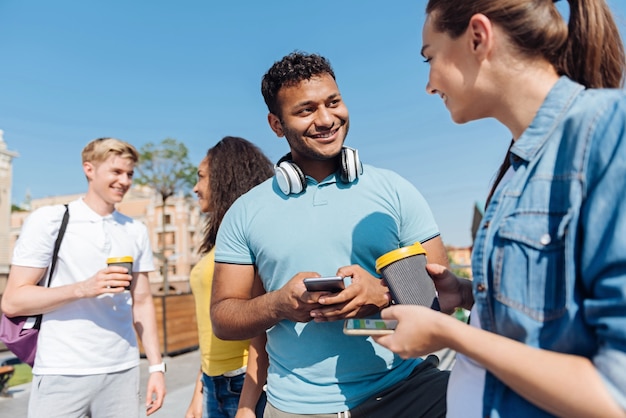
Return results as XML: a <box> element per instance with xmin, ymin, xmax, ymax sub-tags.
<box><xmin>216</xmin><ymin>164</ymin><xmax>440</xmax><ymax>414</ymax></box>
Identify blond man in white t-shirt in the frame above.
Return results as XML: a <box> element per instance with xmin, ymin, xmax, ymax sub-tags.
<box><xmin>2</xmin><ymin>138</ymin><xmax>166</xmax><ymax>417</ymax></box>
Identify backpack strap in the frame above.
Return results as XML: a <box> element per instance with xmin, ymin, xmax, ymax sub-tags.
<box><xmin>44</xmin><ymin>204</ymin><xmax>70</xmax><ymax>288</ymax></box>
<box><xmin>29</xmin><ymin>204</ymin><xmax>70</xmax><ymax>330</ymax></box>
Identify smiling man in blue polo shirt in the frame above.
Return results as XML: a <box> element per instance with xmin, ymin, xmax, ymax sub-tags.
<box><xmin>211</xmin><ymin>52</ymin><xmax>450</xmax><ymax>418</ymax></box>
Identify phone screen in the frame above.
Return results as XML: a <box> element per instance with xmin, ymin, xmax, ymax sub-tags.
<box><xmin>343</xmin><ymin>318</ymin><xmax>398</xmax><ymax>335</ymax></box>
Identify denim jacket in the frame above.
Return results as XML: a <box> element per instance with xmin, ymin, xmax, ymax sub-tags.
<box><xmin>472</xmin><ymin>77</ymin><xmax>626</xmax><ymax>417</ymax></box>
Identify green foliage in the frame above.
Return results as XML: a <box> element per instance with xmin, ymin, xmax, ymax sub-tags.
<box><xmin>453</xmin><ymin>308</ymin><xmax>470</xmax><ymax>323</ymax></box>
<box><xmin>7</xmin><ymin>363</ymin><xmax>32</xmax><ymax>387</ymax></box>
<box><xmin>10</xmin><ymin>204</ymin><xmax>26</xmax><ymax>212</ymax></box>
<box><xmin>134</xmin><ymin>138</ymin><xmax>196</xmax><ymax>202</ymax></box>
<box><xmin>452</xmin><ymin>267</ymin><xmax>471</xmax><ymax>279</ymax></box>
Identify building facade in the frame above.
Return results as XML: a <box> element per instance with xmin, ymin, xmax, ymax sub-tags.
<box><xmin>0</xmin><ymin>131</ymin><xmax>19</xmax><ymax>288</ymax></box>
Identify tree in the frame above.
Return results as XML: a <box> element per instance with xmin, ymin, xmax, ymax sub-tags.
<box><xmin>135</xmin><ymin>138</ymin><xmax>196</xmax><ymax>203</ymax></box>
<box><xmin>134</xmin><ymin>138</ymin><xmax>196</xmax><ymax>295</ymax></box>
<box><xmin>134</xmin><ymin>138</ymin><xmax>196</xmax><ymax>355</ymax></box>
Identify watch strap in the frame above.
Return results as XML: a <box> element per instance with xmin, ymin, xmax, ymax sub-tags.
<box><xmin>148</xmin><ymin>362</ymin><xmax>166</xmax><ymax>373</ymax></box>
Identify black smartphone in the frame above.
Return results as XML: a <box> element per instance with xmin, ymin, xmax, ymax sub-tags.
<box><xmin>343</xmin><ymin>318</ymin><xmax>398</xmax><ymax>336</ymax></box>
<box><xmin>303</xmin><ymin>276</ymin><xmax>346</xmax><ymax>293</ymax></box>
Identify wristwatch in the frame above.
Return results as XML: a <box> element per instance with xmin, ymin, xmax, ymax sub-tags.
<box><xmin>148</xmin><ymin>362</ymin><xmax>167</xmax><ymax>374</ymax></box>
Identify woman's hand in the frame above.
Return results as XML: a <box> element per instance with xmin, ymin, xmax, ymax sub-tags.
<box><xmin>373</xmin><ymin>304</ymin><xmax>459</xmax><ymax>358</ymax></box>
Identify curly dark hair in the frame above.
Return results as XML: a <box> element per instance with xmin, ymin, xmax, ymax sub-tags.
<box><xmin>199</xmin><ymin>136</ymin><xmax>274</xmax><ymax>254</ymax></box>
<box><xmin>261</xmin><ymin>51</ymin><xmax>336</xmax><ymax>117</ymax></box>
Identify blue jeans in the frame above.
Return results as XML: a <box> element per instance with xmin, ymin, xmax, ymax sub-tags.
<box><xmin>202</xmin><ymin>372</ymin><xmax>267</xmax><ymax>418</ymax></box>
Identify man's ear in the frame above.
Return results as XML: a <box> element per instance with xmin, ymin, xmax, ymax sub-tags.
<box><xmin>467</xmin><ymin>13</ymin><xmax>493</xmax><ymax>60</ymax></box>
<box><xmin>83</xmin><ymin>161</ymin><xmax>95</xmax><ymax>181</ymax></box>
<box><xmin>268</xmin><ymin>113</ymin><xmax>284</xmax><ymax>137</ymax></box>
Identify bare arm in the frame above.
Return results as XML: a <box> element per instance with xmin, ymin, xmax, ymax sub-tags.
<box><xmin>1</xmin><ymin>264</ymin><xmax>132</xmax><ymax>317</ymax></box>
<box><xmin>376</xmin><ymin>306</ymin><xmax>625</xmax><ymax>418</ymax></box>
<box><xmin>421</xmin><ymin>235</ymin><xmax>449</xmax><ymax>268</ymax></box>
<box><xmin>184</xmin><ymin>369</ymin><xmax>203</xmax><ymax>418</ymax></box>
<box><xmin>132</xmin><ymin>272</ymin><xmax>166</xmax><ymax>416</ymax></box>
<box><xmin>211</xmin><ymin>262</ymin><xmax>325</xmax><ymax>340</ymax></box>
<box><xmin>236</xmin><ymin>333</ymin><xmax>268</xmax><ymax>418</ymax></box>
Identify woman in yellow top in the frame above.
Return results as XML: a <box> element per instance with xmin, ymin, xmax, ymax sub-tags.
<box><xmin>186</xmin><ymin>136</ymin><xmax>273</xmax><ymax>418</ymax></box>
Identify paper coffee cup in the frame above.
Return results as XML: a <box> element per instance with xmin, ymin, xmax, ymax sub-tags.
<box><xmin>375</xmin><ymin>243</ymin><xmax>440</xmax><ymax>310</ymax></box>
<box><xmin>107</xmin><ymin>256</ymin><xmax>134</xmax><ymax>290</ymax></box>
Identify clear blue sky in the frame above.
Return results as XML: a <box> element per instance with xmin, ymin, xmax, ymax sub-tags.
<box><xmin>2</xmin><ymin>0</ymin><xmax>625</xmax><ymax>247</ymax></box>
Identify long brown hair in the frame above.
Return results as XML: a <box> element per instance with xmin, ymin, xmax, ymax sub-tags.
<box><xmin>198</xmin><ymin>136</ymin><xmax>274</xmax><ymax>254</ymax></box>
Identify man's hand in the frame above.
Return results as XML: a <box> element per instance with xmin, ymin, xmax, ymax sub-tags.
<box><xmin>308</xmin><ymin>265</ymin><xmax>389</xmax><ymax>321</ymax></box>
<box><xmin>76</xmin><ymin>266</ymin><xmax>132</xmax><ymax>298</ymax></box>
<box><xmin>145</xmin><ymin>371</ymin><xmax>166</xmax><ymax>415</ymax></box>
<box><xmin>425</xmin><ymin>263</ymin><xmax>474</xmax><ymax>314</ymax></box>
<box><xmin>273</xmin><ymin>272</ymin><xmax>329</xmax><ymax>323</ymax></box>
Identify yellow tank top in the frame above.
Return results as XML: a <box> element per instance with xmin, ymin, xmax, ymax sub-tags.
<box><xmin>189</xmin><ymin>249</ymin><xmax>249</xmax><ymax>376</ymax></box>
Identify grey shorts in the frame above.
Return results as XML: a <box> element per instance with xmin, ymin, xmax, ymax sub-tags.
<box><xmin>28</xmin><ymin>367</ymin><xmax>140</xmax><ymax>418</ymax></box>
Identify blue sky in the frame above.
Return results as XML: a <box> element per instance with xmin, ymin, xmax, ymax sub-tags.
<box><xmin>2</xmin><ymin>1</ymin><xmax>626</xmax><ymax>247</ymax></box>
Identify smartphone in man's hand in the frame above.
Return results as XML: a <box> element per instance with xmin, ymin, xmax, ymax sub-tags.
<box><xmin>303</xmin><ymin>276</ymin><xmax>346</xmax><ymax>293</ymax></box>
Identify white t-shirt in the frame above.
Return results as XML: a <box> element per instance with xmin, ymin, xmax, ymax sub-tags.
<box><xmin>446</xmin><ymin>307</ymin><xmax>486</xmax><ymax>417</ymax></box>
<box><xmin>447</xmin><ymin>165</ymin><xmax>517</xmax><ymax>416</ymax></box>
<box><xmin>11</xmin><ymin>198</ymin><xmax>155</xmax><ymax>375</ymax></box>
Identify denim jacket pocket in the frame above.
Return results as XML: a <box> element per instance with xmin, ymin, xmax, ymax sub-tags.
<box><xmin>493</xmin><ymin>212</ymin><xmax>570</xmax><ymax>321</ymax></box>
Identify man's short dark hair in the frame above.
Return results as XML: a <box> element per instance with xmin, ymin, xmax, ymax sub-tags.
<box><xmin>261</xmin><ymin>51</ymin><xmax>336</xmax><ymax>117</ymax></box>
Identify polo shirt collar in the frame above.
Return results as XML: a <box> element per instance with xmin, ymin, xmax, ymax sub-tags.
<box><xmin>71</xmin><ymin>197</ymin><xmax>120</xmax><ymax>222</ymax></box>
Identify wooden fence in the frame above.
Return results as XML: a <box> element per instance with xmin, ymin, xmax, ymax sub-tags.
<box><xmin>139</xmin><ymin>293</ymin><xmax>199</xmax><ymax>356</ymax></box>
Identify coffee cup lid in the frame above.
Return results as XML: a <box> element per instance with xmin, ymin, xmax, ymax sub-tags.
<box><xmin>107</xmin><ymin>256</ymin><xmax>134</xmax><ymax>264</ymax></box>
<box><xmin>375</xmin><ymin>242</ymin><xmax>426</xmax><ymax>273</ymax></box>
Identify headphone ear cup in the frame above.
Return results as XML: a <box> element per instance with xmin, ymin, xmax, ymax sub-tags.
<box><xmin>274</xmin><ymin>165</ymin><xmax>291</xmax><ymax>195</ymax></box>
<box><xmin>340</xmin><ymin>147</ymin><xmax>362</xmax><ymax>183</ymax></box>
<box><xmin>275</xmin><ymin>161</ymin><xmax>306</xmax><ymax>195</ymax></box>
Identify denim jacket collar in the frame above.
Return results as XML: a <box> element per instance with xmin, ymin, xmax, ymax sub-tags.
<box><xmin>510</xmin><ymin>77</ymin><xmax>585</xmax><ymax>163</ymax></box>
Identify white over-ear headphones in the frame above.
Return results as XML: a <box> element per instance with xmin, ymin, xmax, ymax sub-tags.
<box><xmin>274</xmin><ymin>146</ymin><xmax>363</xmax><ymax>195</ymax></box>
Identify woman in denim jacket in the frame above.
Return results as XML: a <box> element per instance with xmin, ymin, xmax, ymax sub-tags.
<box><xmin>375</xmin><ymin>0</ymin><xmax>626</xmax><ymax>417</ymax></box>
